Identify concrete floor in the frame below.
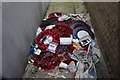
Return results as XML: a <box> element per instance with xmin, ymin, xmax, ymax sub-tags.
<box><xmin>23</xmin><ymin>2</ymin><xmax>109</xmax><ymax>78</ymax></box>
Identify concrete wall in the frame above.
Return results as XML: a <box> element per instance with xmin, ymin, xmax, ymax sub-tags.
<box><xmin>85</xmin><ymin>2</ymin><xmax>119</xmax><ymax>78</ymax></box>
<box><xmin>2</xmin><ymin>2</ymin><xmax>48</xmax><ymax>78</ymax></box>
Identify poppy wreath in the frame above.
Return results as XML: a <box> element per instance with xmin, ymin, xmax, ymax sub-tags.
<box><xmin>34</xmin><ymin>23</ymin><xmax>73</xmax><ymax>70</ymax></box>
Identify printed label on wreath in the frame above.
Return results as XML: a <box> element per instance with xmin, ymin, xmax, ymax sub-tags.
<box><xmin>48</xmin><ymin>42</ymin><xmax>58</xmax><ymax>53</ymax></box>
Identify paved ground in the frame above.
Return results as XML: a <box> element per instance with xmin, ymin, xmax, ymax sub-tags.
<box><xmin>23</xmin><ymin>2</ymin><xmax>110</xmax><ymax>79</ymax></box>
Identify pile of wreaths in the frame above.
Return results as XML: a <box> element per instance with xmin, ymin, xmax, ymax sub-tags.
<box><xmin>28</xmin><ymin>12</ymin><xmax>99</xmax><ymax>74</ymax></box>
